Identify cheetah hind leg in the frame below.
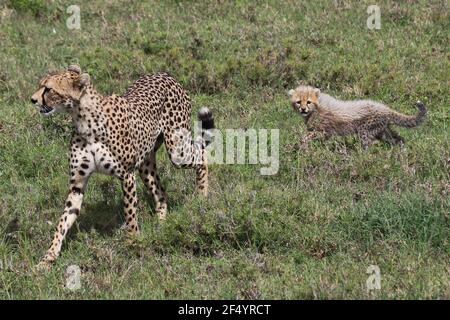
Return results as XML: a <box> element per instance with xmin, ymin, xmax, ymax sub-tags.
<box><xmin>379</xmin><ymin>127</ymin><xmax>405</xmax><ymax>146</ymax></box>
<box><xmin>196</xmin><ymin>154</ymin><xmax>208</xmax><ymax>197</ymax></box>
<box><xmin>121</xmin><ymin>173</ymin><xmax>140</xmax><ymax>234</ymax></box>
<box><xmin>139</xmin><ymin>148</ymin><xmax>168</xmax><ymax>220</ymax></box>
<box><xmin>162</xmin><ymin>125</ymin><xmax>210</xmax><ymax>197</ymax></box>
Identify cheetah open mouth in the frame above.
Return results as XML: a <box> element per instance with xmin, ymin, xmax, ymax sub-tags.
<box><xmin>299</xmin><ymin>110</ymin><xmax>309</xmax><ymax>116</ymax></box>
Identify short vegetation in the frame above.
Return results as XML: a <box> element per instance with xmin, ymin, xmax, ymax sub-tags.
<box><xmin>0</xmin><ymin>0</ymin><xmax>448</xmax><ymax>299</ymax></box>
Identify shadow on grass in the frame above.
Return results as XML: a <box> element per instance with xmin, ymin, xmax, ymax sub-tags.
<box><xmin>72</xmin><ymin>190</ymin><xmax>178</xmax><ymax>236</ymax></box>
<box><xmin>62</xmin><ymin>175</ymin><xmax>193</xmax><ymax>244</ymax></box>
<box><xmin>76</xmin><ymin>201</ymin><xmax>124</xmax><ymax>236</ymax></box>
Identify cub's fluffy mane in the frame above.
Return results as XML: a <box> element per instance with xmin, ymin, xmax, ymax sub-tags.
<box><xmin>290</xmin><ymin>85</ymin><xmax>426</xmax><ymax>128</ymax></box>
<box><xmin>317</xmin><ymin>93</ymin><xmax>391</xmax><ymax>122</ymax></box>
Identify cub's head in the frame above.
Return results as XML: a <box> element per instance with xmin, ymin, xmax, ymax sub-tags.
<box><xmin>31</xmin><ymin>65</ymin><xmax>90</xmax><ymax>116</ymax></box>
<box><xmin>287</xmin><ymin>85</ymin><xmax>320</xmax><ymax>117</ymax></box>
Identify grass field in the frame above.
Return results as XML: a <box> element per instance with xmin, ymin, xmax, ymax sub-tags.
<box><xmin>0</xmin><ymin>0</ymin><xmax>448</xmax><ymax>299</ymax></box>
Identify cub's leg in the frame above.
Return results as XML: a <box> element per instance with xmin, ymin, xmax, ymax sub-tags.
<box><xmin>358</xmin><ymin>130</ymin><xmax>377</xmax><ymax>150</ymax></box>
<box><xmin>358</xmin><ymin>119</ymin><xmax>387</xmax><ymax>150</ymax></box>
<box><xmin>379</xmin><ymin>127</ymin><xmax>405</xmax><ymax>145</ymax></box>
<box><xmin>139</xmin><ymin>141</ymin><xmax>168</xmax><ymax>220</ymax></box>
<box><xmin>37</xmin><ymin>137</ymin><xmax>95</xmax><ymax>270</ymax></box>
<box><xmin>122</xmin><ymin>172</ymin><xmax>139</xmax><ymax>235</ymax></box>
<box><xmin>300</xmin><ymin>130</ymin><xmax>328</xmax><ymax>149</ymax></box>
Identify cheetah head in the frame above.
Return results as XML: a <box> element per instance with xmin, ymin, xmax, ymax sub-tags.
<box><xmin>288</xmin><ymin>85</ymin><xmax>320</xmax><ymax>117</ymax></box>
<box><xmin>31</xmin><ymin>65</ymin><xmax>90</xmax><ymax>116</ymax></box>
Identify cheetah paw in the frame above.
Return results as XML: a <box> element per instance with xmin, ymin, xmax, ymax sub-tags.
<box><xmin>33</xmin><ymin>259</ymin><xmax>53</xmax><ymax>273</ymax></box>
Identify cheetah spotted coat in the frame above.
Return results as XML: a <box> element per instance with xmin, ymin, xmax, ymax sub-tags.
<box><xmin>31</xmin><ymin>65</ymin><xmax>214</xmax><ymax>268</ymax></box>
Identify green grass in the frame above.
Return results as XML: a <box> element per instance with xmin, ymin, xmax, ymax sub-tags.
<box><xmin>0</xmin><ymin>0</ymin><xmax>448</xmax><ymax>299</ymax></box>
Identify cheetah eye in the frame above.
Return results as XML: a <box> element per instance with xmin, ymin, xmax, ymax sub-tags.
<box><xmin>307</xmin><ymin>100</ymin><xmax>312</xmax><ymax>105</ymax></box>
<box><xmin>43</xmin><ymin>87</ymin><xmax>52</xmax><ymax>94</ymax></box>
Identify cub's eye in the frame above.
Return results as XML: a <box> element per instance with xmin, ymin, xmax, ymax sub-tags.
<box><xmin>43</xmin><ymin>87</ymin><xmax>51</xmax><ymax>94</ymax></box>
<box><xmin>307</xmin><ymin>100</ymin><xmax>312</xmax><ymax>105</ymax></box>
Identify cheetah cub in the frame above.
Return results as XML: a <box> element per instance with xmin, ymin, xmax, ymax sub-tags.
<box><xmin>288</xmin><ymin>85</ymin><xmax>427</xmax><ymax>149</ymax></box>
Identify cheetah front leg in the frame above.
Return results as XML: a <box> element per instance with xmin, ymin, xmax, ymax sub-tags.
<box><xmin>358</xmin><ymin>130</ymin><xmax>377</xmax><ymax>150</ymax></box>
<box><xmin>299</xmin><ymin>130</ymin><xmax>327</xmax><ymax>149</ymax></box>
<box><xmin>36</xmin><ymin>140</ymin><xmax>94</xmax><ymax>270</ymax></box>
<box><xmin>122</xmin><ymin>172</ymin><xmax>139</xmax><ymax>235</ymax></box>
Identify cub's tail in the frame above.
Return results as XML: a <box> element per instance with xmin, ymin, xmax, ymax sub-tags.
<box><xmin>197</xmin><ymin>107</ymin><xmax>215</xmax><ymax>147</ymax></box>
<box><xmin>391</xmin><ymin>101</ymin><xmax>427</xmax><ymax>128</ymax></box>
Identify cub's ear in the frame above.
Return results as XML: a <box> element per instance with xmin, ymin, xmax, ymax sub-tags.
<box><xmin>314</xmin><ymin>88</ymin><xmax>321</xmax><ymax>97</ymax></box>
<box><xmin>67</xmin><ymin>65</ymin><xmax>81</xmax><ymax>74</ymax></box>
<box><xmin>287</xmin><ymin>89</ymin><xmax>295</xmax><ymax>97</ymax></box>
<box><xmin>75</xmin><ymin>73</ymin><xmax>90</xmax><ymax>88</ymax></box>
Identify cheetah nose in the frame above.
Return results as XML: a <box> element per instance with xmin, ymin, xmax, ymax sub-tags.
<box><xmin>31</xmin><ymin>98</ymin><xmax>37</xmax><ymax>104</ymax></box>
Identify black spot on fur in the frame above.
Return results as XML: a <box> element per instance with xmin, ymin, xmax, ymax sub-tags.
<box><xmin>72</xmin><ymin>187</ymin><xmax>82</xmax><ymax>194</ymax></box>
<box><xmin>69</xmin><ymin>208</ymin><xmax>79</xmax><ymax>215</ymax></box>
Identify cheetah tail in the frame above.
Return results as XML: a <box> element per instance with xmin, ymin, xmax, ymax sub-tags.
<box><xmin>197</xmin><ymin>107</ymin><xmax>215</xmax><ymax>147</ymax></box>
<box><xmin>391</xmin><ymin>101</ymin><xmax>427</xmax><ymax>128</ymax></box>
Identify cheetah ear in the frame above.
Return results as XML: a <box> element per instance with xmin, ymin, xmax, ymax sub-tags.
<box><xmin>314</xmin><ymin>88</ymin><xmax>321</xmax><ymax>97</ymax></box>
<box><xmin>75</xmin><ymin>73</ymin><xmax>90</xmax><ymax>88</ymax></box>
<box><xmin>287</xmin><ymin>89</ymin><xmax>295</xmax><ymax>97</ymax></box>
<box><xmin>67</xmin><ymin>65</ymin><xmax>81</xmax><ymax>74</ymax></box>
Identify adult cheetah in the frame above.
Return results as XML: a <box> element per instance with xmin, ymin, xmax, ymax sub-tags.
<box><xmin>30</xmin><ymin>65</ymin><xmax>214</xmax><ymax>269</ymax></box>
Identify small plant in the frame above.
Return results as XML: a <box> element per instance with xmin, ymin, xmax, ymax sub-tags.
<box><xmin>7</xmin><ymin>0</ymin><xmax>46</xmax><ymax>16</ymax></box>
